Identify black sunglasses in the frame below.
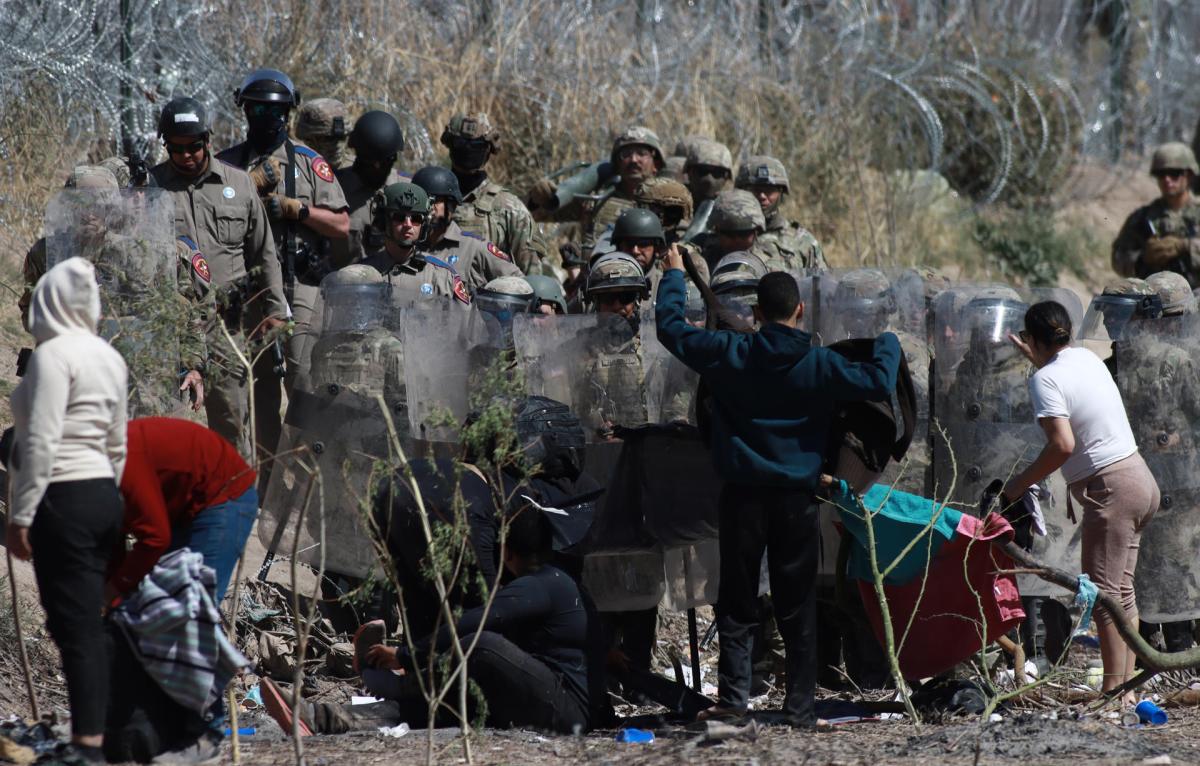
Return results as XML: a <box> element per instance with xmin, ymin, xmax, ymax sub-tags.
<box><xmin>391</xmin><ymin>212</ymin><xmax>427</xmax><ymax>225</ymax></box>
<box><xmin>165</xmin><ymin>140</ymin><xmax>205</xmax><ymax>155</ymax></box>
<box><xmin>1154</xmin><ymin>169</ymin><xmax>1187</xmax><ymax>180</ymax></box>
<box><xmin>597</xmin><ymin>291</ymin><xmax>639</xmax><ymax>304</ymax></box>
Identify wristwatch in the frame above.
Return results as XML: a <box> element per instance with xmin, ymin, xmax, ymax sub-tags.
<box><xmin>297</xmin><ymin>203</ymin><xmax>310</xmax><ymax>221</ymax></box>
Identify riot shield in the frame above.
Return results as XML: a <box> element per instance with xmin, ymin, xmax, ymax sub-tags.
<box><xmin>260</xmin><ymin>286</ymin><xmax>405</xmax><ymax>578</ymax></box>
<box><xmin>513</xmin><ymin>312</ymin><xmax>650</xmax><ymax>441</ymax></box>
<box><xmin>403</xmin><ymin>303</ymin><xmax>507</xmax><ymax>442</ymax></box>
<box><xmin>640</xmin><ymin>308</ymin><xmax>697</xmax><ymax>424</ymax></box>
<box><xmin>1120</xmin><ymin>315</ymin><xmax>1200</xmax><ymax>621</ymax></box>
<box><xmin>46</xmin><ymin>187</ymin><xmax>181</xmax><ymax>417</ymax></box>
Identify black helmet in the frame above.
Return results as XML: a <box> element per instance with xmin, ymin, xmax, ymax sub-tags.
<box><xmin>611</xmin><ymin>207</ymin><xmax>665</xmax><ymax>246</ymax></box>
<box><xmin>411</xmin><ymin>165</ymin><xmax>462</xmax><ymax>203</ymax></box>
<box><xmin>157</xmin><ymin>97</ymin><xmax>209</xmax><ymax>139</ymax></box>
<box><xmin>234</xmin><ymin>68</ymin><xmax>300</xmax><ymax>107</ymax></box>
<box><xmin>348</xmin><ymin>110</ymin><xmax>405</xmax><ymax>159</ymax></box>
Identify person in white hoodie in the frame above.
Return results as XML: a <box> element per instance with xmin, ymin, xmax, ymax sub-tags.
<box><xmin>7</xmin><ymin>258</ymin><xmax>128</xmax><ymax>762</ymax></box>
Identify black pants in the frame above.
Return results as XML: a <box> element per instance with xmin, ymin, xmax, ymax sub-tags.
<box><xmin>716</xmin><ymin>484</ymin><xmax>818</xmax><ymax>723</ymax></box>
<box><xmin>31</xmin><ymin>479</ymin><xmax>124</xmax><ymax>737</ymax></box>
<box><xmin>370</xmin><ymin>631</ymin><xmax>589</xmax><ymax>733</ymax></box>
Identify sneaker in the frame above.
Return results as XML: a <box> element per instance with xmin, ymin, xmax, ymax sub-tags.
<box><xmin>352</xmin><ymin>619</ymin><xmax>387</xmax><ymax>674</ymax></box>
<box><xmin>151</xmin><ymin>731</ymin><xmax>222</xmax><ymax>764</ymax></box>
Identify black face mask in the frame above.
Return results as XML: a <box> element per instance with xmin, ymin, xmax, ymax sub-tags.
<box><xmin>354</xmin><ymin>156</ymin><xmax>395</xmax><ymax>189</ymax></box>
<box><xmin>449</xmin><ymin>141</ymin><xmax>491</xmax><ymax>171</ymax></box>
<box><xmin>246</xmin><ymin>110</ymin><xmax>289</xmax><ymax>153</ymax></box>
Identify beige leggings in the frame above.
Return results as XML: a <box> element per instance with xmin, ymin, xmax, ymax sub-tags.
<box><xmin>1070</xmin><ymin>453</ymin><xmax>1160</xmax><ymax>626</ymax></box>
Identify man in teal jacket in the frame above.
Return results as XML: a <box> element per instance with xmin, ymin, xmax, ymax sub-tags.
<box><xmin>655</xmin><ymin>248</ymin><xmax>900</xmax><ymax>726</ymax></box>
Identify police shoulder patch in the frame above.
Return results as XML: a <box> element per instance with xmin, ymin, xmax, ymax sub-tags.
<box><xmin>452</xmin><ymin>275</ymin><xmax>471</xmax><ymax>305</ymax></box>
<box><xmin>461</xmin><ymin>231</ymin><xmax>482</xmax><ymax>240</ymax></box>
<box><xmin>486</xmin><ymin>241</ymin><xmax>512</xmax><ymax>263</ymax></box>
<box><xmin>191</xmin><ymin>252</ymin><xmax>211</xmax><ymax>283</ymax></box>
<box><xmin>294</xmin><ymin>144</ymin><xmax>319</xmax><ymax>159</ymax></box>
<box><xmin>312</xmin><ymin>157</ymin><xmax>335</xmax><ymax>183</ymax></box>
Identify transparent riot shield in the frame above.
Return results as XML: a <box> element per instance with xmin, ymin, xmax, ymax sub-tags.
<box><xmin>640</xmin><ymin>307</ymin><xmax>698</xmax><ymax>424</ymax></box>
<box><xmin>514</xmin><ymin>312</ymin><xmax>649</xmax><ymax>441</ymax></box>
<box><xmin>403</xmin><ymin>303</ymin><xmax>506</xmax><ymax>442</ymax></box>
<box><xmin>260</xmin><ymin>286</ymin><xmax>405</xmax><ymax>578</ymax></box>
<box><xmin>1121</xmin><ymin>315</ymin><xmax>1200</xmax><ymax>621</ymax></box>
<box><xmin>46</xmin><ymin>187</ymin><xmax>181</xmax><ymax>417</ymax></box>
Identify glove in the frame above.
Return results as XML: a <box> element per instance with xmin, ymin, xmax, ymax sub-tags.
<box><xmin>1143</xmin><ymin>235</ymin><xmax>1188</xmax><ymax>268</ymax></box>
<box><xmin>249</xmin><ymin>158</ymin><xmax>283</xmax><ymax>195</ymax></box>
<box><xmin>558</xmin><ymin>241</ymin><xmax>583</xmax><ymax>267</ymax></box>
<box><xmin>266</xmin><ymin>194</ymin><xmax>304</xmax><ymax>221</ymax></box>
<box><xmin>526</xmin><ymin>179</ymin><xmax>559</xmax><ymax>215</ymax></box>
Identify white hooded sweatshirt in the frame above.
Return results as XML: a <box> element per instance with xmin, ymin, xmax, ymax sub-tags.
<box><xmin>9</xmin><ymin>258</ymin><xmax>128</xmax><ymax>526</ymax></box>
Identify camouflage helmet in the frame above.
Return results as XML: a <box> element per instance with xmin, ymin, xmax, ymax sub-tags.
<box><xmin>323</xmin><ymin>263</ymin><xmax>385</xmax><ymax>287</ymax></box>
<box><xmin>319</xmin><ymin>265</ymin><xmax>388</xmax><ymax>334</ymax></box>
<box><xmin>712</xmin><ymin>250</ymin><xmax>768</xmax><ymax>280</ymax></box>
<box><xmin>440</xmin><ymin>112</ymin><xmax>501</xmax><ymax>151</ymax></box>
<box><xmin>296</xmin><ymin>98</ymin><xmax>348</xmax><ymax>140</ymax></box>
<box><xmin>634</xmin><ymin>177</ymin><xmax>694</xmax><ymax>225</ymax></box>
<box><xmin>673</xmin><ymin>135</ymin><xmax>708</xmax><ymax>158</ymax></box>
<box><xmin>1150</xmin><ymin>142</ymin><xmax>1199</xmax><ymax>175</ymax></box>
<box><xmin>475</xmin><ymin>276</ymin><xmax>535</xmax><ymax>319</ymax></box>
<box><xmin>525</xmin><ymin>274</ymin><xmax>568</xmax><ymax>315</ymax></box>
<box><xmin>708</xmin><ymin>190</ymin><xmax>766</xmax><ymax>233</ymax></box>
<box><xmin>65</xmin><ymin>165</ymin><xmax>119</xmax><ymax>191</ymax></box>
<box><xmin>586</xmin><ymin>252</ymin><xmax>648</xmax><ymax>297</ymax></box>
<box><xmin>685</xmin><ymin>138</ymin><xmax>733</xmax><ymax>173</ymax></box>
<box><xmin>97</xmin><ymin>156</ymin><xmax>132</xmax><ymax>188</ymax></box>
<box><xmin>833</xmin><ymin>269</ymin><xmax>896</xmax><ymax>313</ymax></box>
<box><xmin>610</xmin><ymin>126</ymin><xmax>665</xmax><ymax>169</ymax></box>
<box><xmin>735</xmin><ymin>155</ymin><xmax>789</xmax><ymax>193</ymax></box>
<box><xmin>1146</xmin><ymin>271</ymin><xmax>1197</xmax><ymax>315</ymax></box>
<box><xmin>611</xmin><ymin>207</ymin><xmax>665</xmax><ymax>245</ymax></box>
<box><xmin>1101</xmin><ymin>277</ymin><xmax>1154</xmax><ymax>297</ymax></box>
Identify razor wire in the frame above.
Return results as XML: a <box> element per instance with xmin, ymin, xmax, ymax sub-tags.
<box><xmin>1</xmin><ymin>0</ymin><xmax>1200</xmax><ymax>208</ymax></box>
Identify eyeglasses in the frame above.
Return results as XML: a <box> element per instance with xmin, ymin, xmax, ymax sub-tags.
<box><xmin>1154</xmin><ymin>169</ymin><xmax>1188</xmax><ymax>180</ymax></box>
<box><xmin>391</xmin><ymin>212</ymin><xmax>426</xmax><ymax>225</ymax></box>
<box><xmin>618</xmin><ymin>146</ymin><xmax>653</xmax><ymax>161</ymax></box>
<box><xmin>248</xmin><ymin>103</ymin><xmax>288</xmax><ymax>118</ymax></box>
<box><xmin>165</xmin><ymin>140</ymin><xmax>205</xmax><ymax>155</ymax></box>
<box><xmin>621</xmin><ymin>238</ymin><xmax>662</xmax><ymax>250</ymax></box>
<box><xmin>596</xmin><ymin>291</ymin><xmax>639</xmax><ymax>305</ymax></box>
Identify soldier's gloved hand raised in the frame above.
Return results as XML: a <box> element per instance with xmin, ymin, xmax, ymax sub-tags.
<box><xmin>1143</xmin><ymin>235</ymin><xmax>1188</xmax><ymax>268</ymax></box>
<box><xmin>266</xmin><ymin>194</ymin><xmax>305</xmax><ymax>221</ymax></box>
<box><xmin>249</xmin><ymin>158</ymin><xmax>283</xmax><ymax>195</ymax></box>
<box><xmin>526</xmin><ymin>179</ymin><xmax>559</xmax><ymax>216</ymax></box>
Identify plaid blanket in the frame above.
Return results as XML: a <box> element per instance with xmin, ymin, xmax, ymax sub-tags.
<box><xmin>112</xmin><ymin>549</ymin><xmax>249</xmax><ymax>713</ymax></box>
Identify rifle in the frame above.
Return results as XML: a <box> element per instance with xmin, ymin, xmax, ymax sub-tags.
<box><xmin>123</xmin><ymin>137</ymin><xmax>149</xmax><ymax>187</ymax></box>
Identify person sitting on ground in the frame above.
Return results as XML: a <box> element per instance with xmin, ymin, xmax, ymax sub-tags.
<box><xmin>261</xmin><ymin>505</ymin><xmax>595</xmax><ymax>735</ymax></box>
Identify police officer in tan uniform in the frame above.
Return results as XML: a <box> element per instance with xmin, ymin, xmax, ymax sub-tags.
<box><xmin>216</xmin><ymin>68</ymin><xmax>350</xmax><ymax>467</ymax></box>
<box><xmin>410</xmin><ymin>165</ymin><xmax>522</xmax><ymax>292</ymax></box>
<box><xmin>360</xmin><ymin>182</ymin><xmax>472</xmax><ymax>307</ymax></box>
<box><xmin>440</xmin><ymin>112</ymin><xmax>549</xmax><ymax>275</ymax></box>
<box><xmin>332</xmin><ymin>110</ymin><xmax>406</xmax><ymax>268</ymax></box>
<box><xmin>149</xmin><ymin>96</ymin><xmax>288</xmax><ymax>457</ymax></box>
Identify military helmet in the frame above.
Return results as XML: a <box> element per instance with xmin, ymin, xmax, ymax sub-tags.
<box><xmin>525</xmin><ymin>274</ymin><xmax>568</xmax><ymax>315</ymax></box>
<box><xmin>1081</xmin><ymin>278</ymin><xmax>1162</xmax><ymax>340</ymax></box>
<box><xmin>712</xmin><ymin>250</ymin><xmax>768</xmax><ymax>279</ymax></box>
<box><xmin>411</xmin><ymin>165</ymin><xmax>463</xmax><ymax>203</ymax></box>
<box><xmin>441</xmin><ymin>112</ymin><xmax>500</xmax><ymax>150</ymax></box>
<box><xmin>709</xmin><ymin>190</ymin><xmax>766</xmax><ymax>233</ymax></box>
<box><xmin>610</xmin><ymin>126</ymin><xmax>665</xmax><ymax>169</ymax></box>
<box><xmin>685</xmin><ymin>139</ymin><xmax>733</xmax><ymax>173</ymax></box>
<box><xmin>673</xmin><ymin>135</ymin><xmax>708</xmax><ymax>159</ymax></box>
<box><xmin>586</xmin><ymin>252</ymin><xmax>648</xmax><ymax>297</ymax></box>
<box><xmin>296</xmin><ymin>98</ymin><xmax>347</xmax><ymax>140</ymax></box>
<box><xmin>157</xmin><ymin>96</ymin><xmax>210</xmax><ymax>139</ymax></box>
<box><xmin>960</xmin><ymin>287</ymin><xmax>1027</xmax><ymax>344</ymax></box>
<box><xmin>234</xmin><ymin>68</ymin><xmax>300</xmax><ymax>107</ymax></box>
<box><xmin>64</xmin><ymin>165</ymin><xmax>119</xmax><ymax>191</ymax></box>
<box><xmin>349</xmin><ymin>110</ymin><xmax>405</xmax><ymax>158</ymax></box>
<box><xmin>711</xmin><ymin>251</ymin><xmax>767</xmax><ymax>297</ymax></box>
<box><xmin>1147</xmin><ymin>271</ymin><xmax>1197</xmax><ymax>315</ymax></box>
<box><xmin>324</xmin><ymin>264</ymin><xmax>385</xmax><ymax>287</ymax></box>
<box><xmin>320</xmin><ymin>265</ymin><xmax>389</xmax><ymax>334</ymax></box>
<box><xmin>374</xmin><ymin>182</ymin><xmax>431</xmax><ymax>243</ymax></box>
<box><xmin>612</xmin><ymin>208</ymin><xmax>666</xmax><ymax>246</ymax></box>
<box><xmin>97</xmin><ymin>156</ymin><xmax>132</xmax><ymax>188</ymax></box>
<box><xmin>735</xmin><ymin>155</ymin><xmax>789</xmax><ymax>193</ymax></box>
<box><xmin>1149</xmin><ymin>142</ymin><xmax>1199</xmax><ymax>175</ymax></box>
<box><xmin>475</xmin><ymin>276</ymin><xmax>535</xmax><ymax>319</ymax></box>
<box><xmin>1101</xmin><ymin>277</ymin><xmax>1154</xmax><ymax>297</ymax></box>
<box><xmin>634</xmin><ymin>177</ymin><xmax>694</xmax><ymax>227</ymax></box>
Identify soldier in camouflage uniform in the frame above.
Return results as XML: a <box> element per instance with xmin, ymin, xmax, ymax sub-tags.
<box><xmin>528</xmin><ymin>126</ymin><xmax>665</xmax><ymax>259</ymax></box>
<box><xmin>581</xmin><ymin>253</ymin><xmax>651</xmax><ymax>438</ymax></box>
<box><xmin>684</xmin><ymin>138</ymin><xmax>733</xmax><ymax>206</ymax></box>
<box><xmin>700</xmin><ymin>189</ymin><xmax>782</xmax><ymax>273</ymax></box>
<box><xmin>217</xmin><ymin>68</ymin><xmax>350</xmax><ymax>468</ymax></box>
<box><xmin>331</xmin><ymin>110</ymin><xmax>406</xmax><ymax>268</ymax></box>
<box><xmin>736</xmin><ymin>155</ymin><xmax>827</xmax><ymax>273</ymax></box>
<box><xmin>441</xmin><ymin>112</ymin><xmax>550</xmax><ymax>275</ymax></box>
<box><xmin>1112</xmin><ymin>143</ymin><xmax>1200</xmax><ymax>286</ymax></box>
<box><xmin>1080</xmin><ymin>277</ymin><xmax>1158</xmax><ymax>378</ymax></box>
<box><xmin>411</xmin><ymin>165</ymin><xmax>524</xmax><ymax>292</ymax></box>
<box><xmin>296</xmin><ymin>98</ymin><xmax>350</xmax><ymax>170</ymax></box>
<box><xmin>609</xmin><ymin>207</ymin><xmax>709</xmax><ymax>296</ymax></box>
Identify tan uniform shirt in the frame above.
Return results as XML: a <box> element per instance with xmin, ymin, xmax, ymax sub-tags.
<box><xmin>331</xmin><ymin>165</ymin><xmax>405</xmax><ymax>268</ymax></box>
<box><xmin>424</xmin><ymin>220</ymin><xmax>522</xmax><ymax>292</ymax></box>
<box><xmin>149</xmin><ymin>156</ymin><xmax>287</xmax><ymax>317</ymax></box>
<box><xmin>360</xmin><ymin>248</ymin><xmax>473</xmax><ymax>308</ymax></box>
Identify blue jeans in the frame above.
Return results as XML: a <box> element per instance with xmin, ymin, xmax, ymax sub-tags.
<box><xmin>168</xmin><ymin>486</ymin><xmax>259</xmax><ymax>604</ymax></box>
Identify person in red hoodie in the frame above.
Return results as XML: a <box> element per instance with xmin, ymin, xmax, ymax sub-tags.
<box><xmin>108</xmin><ymin>417</ymin><xmax>258</xmax><ymax>603</ymax></box>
